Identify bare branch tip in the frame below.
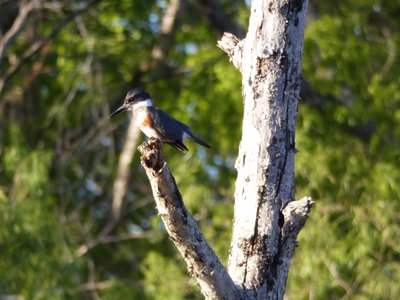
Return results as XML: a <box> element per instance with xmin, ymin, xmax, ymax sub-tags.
<box><xmin>299</xmin><ymin>196</ymin><xmax>315</xmax><ymax>212</ymax></box>
<box><xmin>138</xmin><ymin>139</ymin><xmax>165</xmax><ymax>172</ymax></box>
<box><xmin>281</xmin><ymin>196</ymin><xmax>313</xmax><ymax>231</ymax></box>
<box><xmin>216</xmin><ymin>32</ymin><xmax>243</xmax><ymax>72</ymax></box>
<box><xmin>217</xmin><ymin>32</ymin><xmax>240</xmax><ymax>49</ymax></box>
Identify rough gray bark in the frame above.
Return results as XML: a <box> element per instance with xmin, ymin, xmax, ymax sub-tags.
<box><xmin>138</xmin><ymin>0</ymin><xmax>314</xmax><ymax>299</ymax></box>
<box><xmin>138</xmin><ymin>140</ymin><xmax>246</xmax><ymax>300</ymax></box>
<box><xmin>218</xmin><ymin>0</ymin><xmax>313</xmax><ymax>297</ymax></box>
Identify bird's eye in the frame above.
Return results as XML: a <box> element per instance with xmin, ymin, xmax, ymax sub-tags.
<box><xmin>128</xmin><ymin>97</ymin><xmax>134</xmax><ymax>102</ymax></box>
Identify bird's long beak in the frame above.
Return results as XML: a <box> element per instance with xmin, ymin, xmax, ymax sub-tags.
<box><xmin>109</xmin><ymin>104</ymin><xmax>128</xmax><ymax>118</ymax></box>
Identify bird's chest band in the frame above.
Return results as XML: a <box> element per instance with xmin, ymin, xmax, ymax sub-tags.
<box><xmin>135</xmin><ymin>110</ymin><xmax>158</xmax><ymax>138</ymax></box>
<box><xmin>135</xmin><ymin>110</ymin><xmax>151</xmax><ymax>126</ymax></box>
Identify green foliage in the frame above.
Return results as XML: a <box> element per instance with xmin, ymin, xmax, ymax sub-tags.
<box><xmin>286</xmin><ymin>2</ymin><xmax>400</xmax><ymax>299</ymax></box>
<box><xmin>0</xmin><ymin>124</ymin><xmax>83</xmax><ymax>299</ymax></box>
<box><xmin>142</xmin><ymin>252</ymin><xmax>201</xmax><ymax>300</ymax></box>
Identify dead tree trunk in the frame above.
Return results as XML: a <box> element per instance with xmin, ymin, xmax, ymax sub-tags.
<box><xmin>138</xmin><ymin>0</ymin><xmax>313</xmax><ymax>299</ymax></box>
<box><xmin>217</xmin><ymin>0</ymin><xmax>313</xmax><ymax>298</ymax></box>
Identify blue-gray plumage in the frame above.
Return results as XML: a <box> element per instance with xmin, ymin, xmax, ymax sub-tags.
<box><xmin>109</xmin><ymin>88</ymin><xmax>210</xmax><ymax>153</ymax></box>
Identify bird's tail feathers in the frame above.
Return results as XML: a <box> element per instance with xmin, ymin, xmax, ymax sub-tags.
<box><xmin>188</xmin><ymin>133</ymin><xmax>210</xmax><ymax>148</ymax></box>
<box><xmin>166</xmin><ymin>141</ymin><xmax>188</xmax><ymax>153</ymax></box>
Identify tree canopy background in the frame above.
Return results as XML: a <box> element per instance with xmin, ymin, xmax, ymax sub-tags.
<box><xmin>0</xmin><ymin>0</ymin><xmax>399</xmax><ymax>299</ymax></box>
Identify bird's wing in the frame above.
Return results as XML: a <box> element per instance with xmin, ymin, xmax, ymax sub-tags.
<box><xmin>149</xmin><ymin>107</ymin><xmax>189</xmax><ymax>142</ymax></box>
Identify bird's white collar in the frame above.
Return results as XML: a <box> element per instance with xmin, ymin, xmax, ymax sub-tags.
<box><xmin>132</xmin><ymin>99</ymin><xmax>154</xmax><ymax>109</ymax></box>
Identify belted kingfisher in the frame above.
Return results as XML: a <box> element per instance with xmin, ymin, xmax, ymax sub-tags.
<box><xmin>109</xmin><ymin>88</ymin><xmax>210</xmax><ymax>153</ymax></box>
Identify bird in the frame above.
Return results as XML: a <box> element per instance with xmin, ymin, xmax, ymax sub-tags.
<box><xmin>109</xmin><ymin>88</ymin><xmax>210</xmax><ymax>153</ymax></box>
